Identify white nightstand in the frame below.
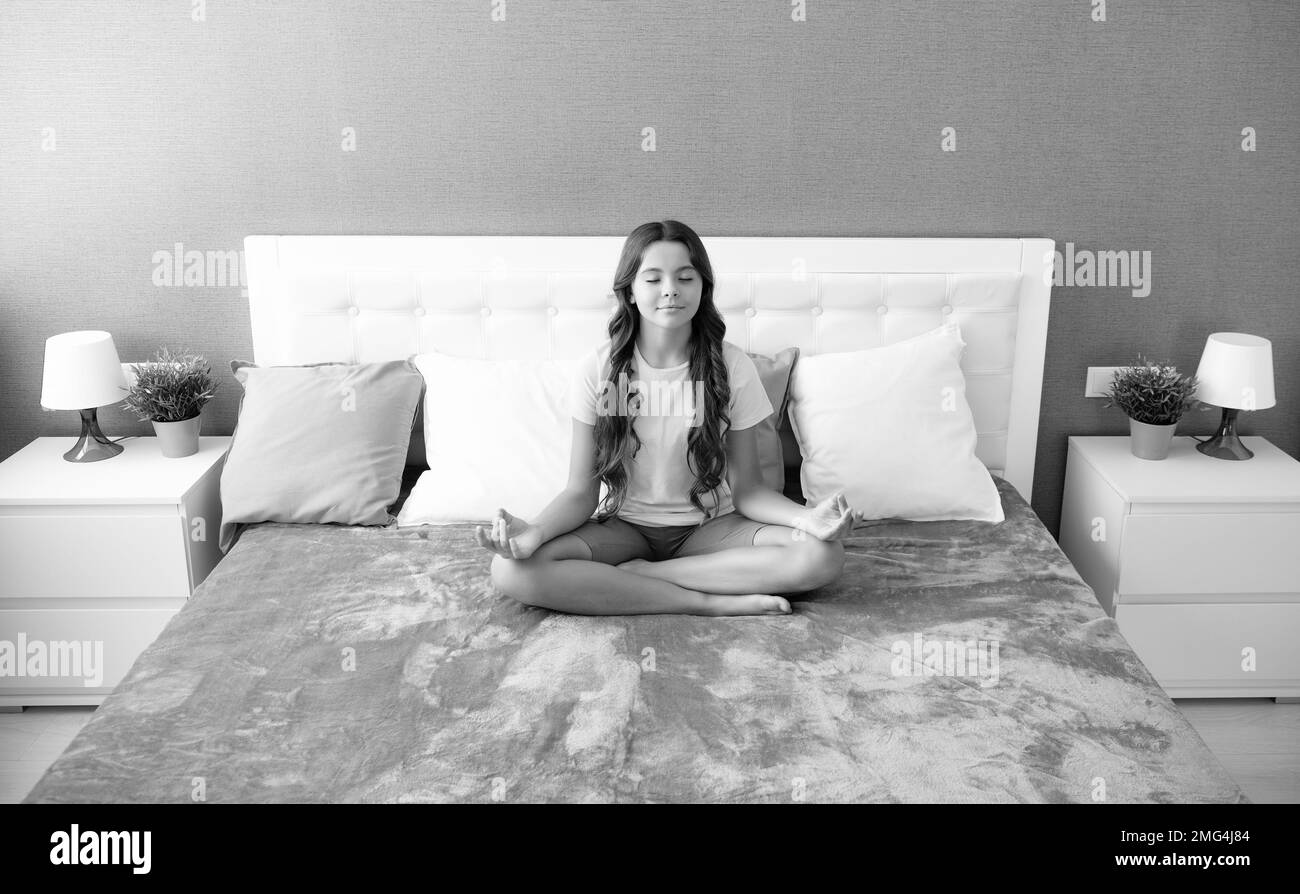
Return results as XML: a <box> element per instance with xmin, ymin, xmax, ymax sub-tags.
<box><xmin>1059</xmin><ymin>435</ymin><xmax>1300</xmax><ymax>700</ymax></box>
<box><xmin>0</xmin><ymin>436</ymin><xmax>231</xmax><ymax>708</ymax></box>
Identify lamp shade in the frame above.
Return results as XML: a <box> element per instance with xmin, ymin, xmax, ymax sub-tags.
<box><xmin>40</xmin><ymin>331</ymin><xmax>129</xmax><ymax>410</ymax></box>
<box><xmin>1194</xmin><ymin>332</ymin><xmax>1275</xmax><ymax>410</ymax></box>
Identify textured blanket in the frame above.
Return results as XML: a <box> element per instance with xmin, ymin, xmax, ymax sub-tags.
<box><xmin>25</xmin><ymin>477</ymin><xmax>1245</xmax><ymax>803</ymax></box>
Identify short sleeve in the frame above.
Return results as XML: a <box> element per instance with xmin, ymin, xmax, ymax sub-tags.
<box><xmin>727</xmin><ymin>347</ymin><xmax>774</xmax><ymax>431</ymax></box>
<box><xmin>568</xmin><ymin>350</ymin><xmax>599</xmax><ymax>425</ymax></box>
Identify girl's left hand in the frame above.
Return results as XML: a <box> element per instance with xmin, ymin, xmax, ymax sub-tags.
<box><xmin>792</xmin><ymin>491</ymin><xmax>863</xmax><ymax>542</ymax></box>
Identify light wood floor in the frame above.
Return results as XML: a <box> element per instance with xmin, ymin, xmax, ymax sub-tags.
<box><xmin>2</xmin><ymin>699</ymin><xmax>1296</xmax><ymax>803</ymax></box>
<box><xmin>0</xmin><ymin>705</ymin><xmax>95</xmax><ymax>804</ymax></box>
<box><xmin>1172</xmin><ymin>698</ymin><xmax>1300</xmax><ymax>803</ymax></box>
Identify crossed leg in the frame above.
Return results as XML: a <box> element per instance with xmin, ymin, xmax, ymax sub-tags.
<box><xmin>617</xmin><ymin>524</ymin><xmax>846</xmax><ymax>595</ymax></box>
<box><xmin>488</xmin><ymin>533</ymin><xmax>792</xmax><ymax>617</ymax></box>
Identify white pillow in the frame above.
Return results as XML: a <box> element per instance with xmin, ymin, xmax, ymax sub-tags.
<box><xmin>787</xmin><ymin>322</ymin><xmax>1004</xmax><ymax>523</ymax></box>
<box><xmin>397</xmin><ymin>351</ymin><xmax>572</xmax><ymax>525</ymax></box>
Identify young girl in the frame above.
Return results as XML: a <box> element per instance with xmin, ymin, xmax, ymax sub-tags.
<box><xmin>476</xmin><ymin>220</ymin><xmax>862</xmax><ymax>616</ymax></box>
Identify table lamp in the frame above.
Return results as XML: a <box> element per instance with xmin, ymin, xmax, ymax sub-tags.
<box><xmin>1193</xmin><ymin>332</ymin><xmax>1275</xmax><ymax>460</ymax></box>
<box><xmin>40</xmin><ymin>331</ymin><xmax>129</xmax><ymax>462</ymax></box>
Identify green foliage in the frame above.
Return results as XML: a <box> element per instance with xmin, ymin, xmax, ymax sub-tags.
<box><xmin>120</xmin><ymin>347</ymin><xmax>218</xmax><ymax>423</ymax></box>
<box><xmin>1104</xmin><ymin>355</ymin><xmax>1202</xmax><ymax>426</ymax></box>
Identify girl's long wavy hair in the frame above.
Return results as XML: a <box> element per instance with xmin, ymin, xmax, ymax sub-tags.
<box><xmin>592</xmin><ymin>220</ymin><xmax>731</xmax><ymax>523</ymax></box>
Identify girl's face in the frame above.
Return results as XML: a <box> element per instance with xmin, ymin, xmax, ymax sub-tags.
<box><xmin>630</xmin><ymin>240</ymin><xmax>702</xmax><ymax>333</ymax></box>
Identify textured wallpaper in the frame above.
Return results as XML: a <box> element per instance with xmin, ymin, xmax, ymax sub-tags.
<box><xmin>1</xmin><ymin>0</ymin><xmax>1297</xmax><ymax>536</ymax></box>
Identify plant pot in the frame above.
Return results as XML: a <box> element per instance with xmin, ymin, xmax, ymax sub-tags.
<box><xmin>153</xmin><ymin>415</ymin><xmax>201</xmax><ymax>458</ymax></box>
<box><xmin>1128</xmin><ymin>417</ymin><xmax>1176</xmax><ymax>460</ymax></box>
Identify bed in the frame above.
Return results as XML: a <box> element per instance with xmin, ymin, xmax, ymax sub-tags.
<box><xmin>23</xmin><ymin>235</ymin><xmax>1247</xmax><ymax>803</ymax></box>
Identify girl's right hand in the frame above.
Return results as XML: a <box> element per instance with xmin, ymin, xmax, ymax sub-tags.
<box><xmin>474</xmin><ymin>508</ymin><xmax>544</xmax><ymax>560</ymax></box>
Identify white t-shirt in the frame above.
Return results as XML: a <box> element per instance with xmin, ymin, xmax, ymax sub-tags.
<box><xmin>569</xmin><ymin>339</ymin><xmax>774</xmax><ymax>526</ymax></box>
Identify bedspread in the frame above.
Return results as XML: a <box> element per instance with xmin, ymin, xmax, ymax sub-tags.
<box><xmin>24</xmin><ymin>477</ymin><xmax>1246</xmax><ymax>803</ymax></box>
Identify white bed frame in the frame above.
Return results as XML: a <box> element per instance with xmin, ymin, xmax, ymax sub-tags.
<box><xmin>244</xmin><ymin>236</ymin><xmax>1055</xmax><ymax>503</ymax></box>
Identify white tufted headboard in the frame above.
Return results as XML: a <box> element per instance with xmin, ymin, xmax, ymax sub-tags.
<box><xmin>243</xmin><ymin>235</ymin><xmax>1055</xmax><ymax>502</ymax></box>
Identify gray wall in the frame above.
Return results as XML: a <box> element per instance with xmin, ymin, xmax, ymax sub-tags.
<box><xmin>2</xmin><ymin>0</ymin><xmax>1297</xmax><ymax>537</ymax></box>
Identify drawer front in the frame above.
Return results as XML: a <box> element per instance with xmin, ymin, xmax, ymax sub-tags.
<box><xmin>0</xmin><ymin>607</ymin><xmax>178</xmax><ymax>695</ymax></box>
<box><xmin>1117</xmin><ymin>512</ymin><xmax>1300</xmax><ymax>598</ymax></box>
<box><xmin>1116</xmin><ymin>602</ymin><xmax>1300</xmax><ymax>686</ymax></box>
<box><xmin>0</xmin><ymin>512</ymin><xmax>191</xmax><ymax>598</ymax></box>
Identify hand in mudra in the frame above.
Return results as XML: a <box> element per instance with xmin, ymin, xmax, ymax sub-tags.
<box><xmin>474</xmin><ymin>508</ymin><xmax>544</xmax><ymax>559</ymax></box>
<box><xmin>792</xmin><ymin>491</ymin><xmax>863</xmax><ymax>542</ymax></box>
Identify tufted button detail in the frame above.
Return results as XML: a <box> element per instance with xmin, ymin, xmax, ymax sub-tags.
<box><xmin>810</xmin><ymin>306</ymin><xmax>823</xmax><ymax>317</ymax></box>
<box><xmin>413</xmin><ymin>307</ymin><xmax>426</xmax><ymax>317</ymax></box>
<box><xmin>877</xmin><ymin>305</ymin><xmax>888</xmax><ymax>315</ymax></box>
<box><xmin>547</xmin><ymin>306</ymin><xmax>558</xmax><ymax>317</ymax></box>
<box><xmin>480</xmin><ymin>307</ymin><xmax>492</xmax><ymax>317</ymax></box>
<box><xmin>744</xmin><ymin>308</ymin><xmax>756</xmax><ymax>318</ymax></box>
<box><xmin>942</xmin><ymin>304</ymin><xmax>953</xmax><ymax>314</ymax></box>
<box><xmin>347</xmin><ymin>307</ymin><xmax>359</xmax><ymax>317</ymax></box>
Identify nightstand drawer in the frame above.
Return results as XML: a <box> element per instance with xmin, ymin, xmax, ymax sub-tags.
<box><xmin>1117</xmin><ymin>513</ymin><xmax>1300</xmax><ymax>598</ymax></box>
<box><xmin>1116</xmin><ymin>602</ymin><xmax>1300</xmax><ymax>687</ymax></box>
<box><xmin>0</xmin><ymin>511</ymin><xmax>191</xmax><ymax>599</ymax></box>
<box><xmin>0</xmin><ymin>606</ymin><xmax>178</xmax><ymax>697</ymax></box>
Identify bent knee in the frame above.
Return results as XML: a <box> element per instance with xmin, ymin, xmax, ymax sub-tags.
<box><xmin>793</xmin><ymin>538</ymin><xmax>845</xmax><ymax>589</ymax></box>
<box><xmin>489</xmin><ymin>535</ymin><xmax>588</xmax><ymax>604</ymax></box>
<box><xmin>490</xmin><ymin>553</ymin><xmax>544</xmax><ymax>605</ymax></box>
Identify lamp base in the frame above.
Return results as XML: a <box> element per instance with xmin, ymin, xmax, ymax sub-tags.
<box><xmin>1196</xmin><ymin>408</ymin><xmax>1253</xmax><ymax>460</ymax></box>
<box><xmin>64</xmin><ymin>408</ymin><xmax>124</xmax><ymax>462</ymax></box>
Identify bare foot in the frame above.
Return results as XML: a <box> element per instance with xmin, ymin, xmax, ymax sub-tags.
<box><xmin>705</xmin><ymin>594</ymin><xmax>791</xmax><ymax>616</ymax></box>
<box><xmin>618</xmin><ymin>558</ymin><xmax>656</xmax><ymax>576</ymax></box>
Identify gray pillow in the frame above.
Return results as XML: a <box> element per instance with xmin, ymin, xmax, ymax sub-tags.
<box><xmin>218</xmin><ymin>359</ymin><xmax>424</xmax><ymax>552</ymax></box>
<box><xmin>746</xmin><ymin>348</ymin><xmax>799</xmax><ymax>493</ymax></box>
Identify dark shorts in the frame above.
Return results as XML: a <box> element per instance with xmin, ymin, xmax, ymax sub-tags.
<box><xmin>569</xmin><ymin>512</ymin><xmax>774</xmax><ymax>565</ymax></box>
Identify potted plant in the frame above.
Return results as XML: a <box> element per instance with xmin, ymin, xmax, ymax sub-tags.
<box><xmin>1103</xmin><ymin>355</ymin><xmax>1201</xmax><ymax>460</ymax></box>
<box><xmin>121</xmin><ymin>347</ymin><xmax>219</xmax><ymax>458</ymax></box>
